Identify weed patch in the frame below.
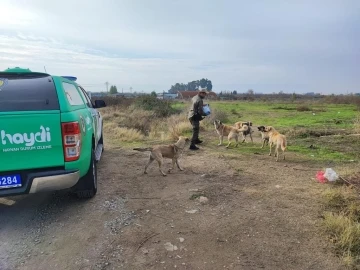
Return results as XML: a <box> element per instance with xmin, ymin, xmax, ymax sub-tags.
<box><xmin>322</xmin><ymin>185</ymin><xmax>360</xmax><ymax>268</ymax></box>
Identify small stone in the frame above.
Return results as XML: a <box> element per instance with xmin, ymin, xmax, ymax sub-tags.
<box><xmin>198</xmin><ymin>196</ymin><xmax>209</xmax><ymax>204</ymax></box>
<box><xmin>146</xmin><ymin>210</ymin><xmax>150</xmax><ymax>213</ymax></box>
<box><xmin>185</xmin><ymin>209</ymin><xmax>198</xmax><ymax>214</ymax></box>
<box><xmin>179</xmin><ymin>237</ymin><xmax>185</xmax><ymax>243</ymax></box>
<box><xmin>164</xmin><ymin>242</ymin><xmax>178</xmax><ymax>251</ymax></box>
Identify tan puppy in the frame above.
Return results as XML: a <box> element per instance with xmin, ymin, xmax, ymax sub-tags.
<box><xmin>133</xmin><ymin>136</ymin><xmax>189</xmax><ymax>176</ymax></box>
<box><xmin>264</xmin><ymin>126</ymin><xmax>287</xmax><ymax>161</ymax></box>
<box><xmin>257</xmin><ymin>126</ymin><xmax>270</xmax><ymax>148</ymax></box>
<box><xmin>214</xmin><ymin>120</ymin><xmax>248</xmax><ymax>148</ymax></box>
<box><xmin>234</xmin><ymin>121</ymin><xmax>253</xmax><ymax>143</ymax></box>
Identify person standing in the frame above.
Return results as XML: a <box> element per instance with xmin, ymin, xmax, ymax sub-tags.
<box><xmin>188</xmin><ymin>89</ymin><xmax>208</xmax><ymax>150</ymax></box>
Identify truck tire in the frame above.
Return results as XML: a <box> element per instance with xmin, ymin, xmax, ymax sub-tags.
<box><xmin>76</xmin><ymin>150</ymin><xmax>97</xmax><ymax>199</ymax></box>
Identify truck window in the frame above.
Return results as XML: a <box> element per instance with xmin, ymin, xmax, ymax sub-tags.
<box><xmin>63</xmin><ymin>82</ymin><xmax>84</xmax><ymax>106</ymax></box>
<box><xmin>78</xmin><ymin>86</ymin><xmax>93</xmax><ymax>108</ymax></box>
<box><xmin>0</xmin><ymin>74</ymin><xmax>60</xmax><ymax>112</ymax></box>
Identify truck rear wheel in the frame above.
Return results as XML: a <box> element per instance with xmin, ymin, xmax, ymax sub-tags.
<box><xmin>76</xmin><ymin>150</ymin><xmax>97</xmax><ymax>199</ymax></box>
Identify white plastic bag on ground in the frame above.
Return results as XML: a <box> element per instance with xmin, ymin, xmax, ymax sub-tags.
<box><xmin>324</xmin><ymin>168</ymin><xmax>339</xmax><ymax>182</ymax></box>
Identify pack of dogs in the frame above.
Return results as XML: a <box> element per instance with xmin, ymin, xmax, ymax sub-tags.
<box><xmin>134</xmin><ymin>120</ymin><xmax>287</xmax><ymax>175</ymax></box>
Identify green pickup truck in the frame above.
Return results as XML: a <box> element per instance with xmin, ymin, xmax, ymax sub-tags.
<box><xmin>0</xmin><ymin>67</ymin><xmax>106</xmax><ymax>199</ymax></box>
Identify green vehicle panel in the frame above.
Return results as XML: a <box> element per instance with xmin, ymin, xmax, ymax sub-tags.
<box><xmin>0</xmin><ymin>68</ymin><xmax>106</xmax><ymax>199</ymax></box>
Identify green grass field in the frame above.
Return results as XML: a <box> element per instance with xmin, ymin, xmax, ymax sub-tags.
<box><xmin>174</xmin><ymin>101</ymin><xmax>356</xmax><ymax>129</ymax></box>
<box><xmin>173</xmin><ymin>101</ymin><xmax>360</xmax><ymax>163</ymax></box>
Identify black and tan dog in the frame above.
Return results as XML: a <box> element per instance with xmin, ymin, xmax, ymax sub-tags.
<box><xmin>264</xmin><ymin>126</ymin><xmax>287</xmax><ymax>161</ymax></box>
<box><xmin>133</xmin><ymin>136</ymin><xmax>189</xmax><ymax>176</ymax></box>
<box><xmin>234</xmin><ymin>121</ymin><xmax>253</xmax><ymax>143</ymax></box>
<box><xmin>214</xmin><ymin>120</ymin><xmax>248</xmax><ymax>148</ymax></box>
<box><xmin>257</xmin><ymin>125</ymin><xmax>270</xmax><ymax>148</ymax></box>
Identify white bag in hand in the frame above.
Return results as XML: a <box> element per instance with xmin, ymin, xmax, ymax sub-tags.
<box><xmin>203</xmin><ymin>104</ymin><xmax>211</xmax><ymax>116</ymax></box>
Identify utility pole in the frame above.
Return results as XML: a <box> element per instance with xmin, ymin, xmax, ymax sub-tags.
<box><xmin>105</xmin><ymin>82</ymin><xmax>109</xmax><ymax>93</ymax></box>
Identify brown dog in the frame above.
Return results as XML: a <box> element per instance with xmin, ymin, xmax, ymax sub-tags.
<box><xmin>264</xmin><ymin>126</ymin><xmax>287</xmax><ymax>161</ymax></box>
<box><xmin>133</xmin><ymin>136</ymin><xmax>189</xmax><ymax>176</ymax></box>
<box><xmin>234</xmin><ymin>121</ymin><xmax>253</xmax><ymax>143</ymax></box>
<box><xmin>214</xmin><ymin>120</ymin><xmax>248</xmax><ymax>148</ymax></box>
<box><xmin>257</xmin><ymin>125</ymin><xmax>269</xmax><ymax>148</ymax></box>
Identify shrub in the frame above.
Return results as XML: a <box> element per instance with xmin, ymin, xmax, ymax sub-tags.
<box><xmin>92</xmin><ymin>96</ymin><xmax>134</xmax><ymax>107</ymax></box>
<box><xmin>133</xmin><ymin>95</ymin><xmax>176</xmax><ymax>117</ymax></box>
<box><xmin>296</xmin><ymin>105</ymin><xmax>311</xmax><ymax>112</ymax></box>
<box><xmin>203</xmin><ymin>108</ymin><xmax>229</xmax><ymax>126</ymax></box>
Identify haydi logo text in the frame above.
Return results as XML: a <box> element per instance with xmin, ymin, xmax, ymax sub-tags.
<box><xmin>1</xmin><ymin>126</ymin><xmax>51</xmax><ymax>147</ymax></box>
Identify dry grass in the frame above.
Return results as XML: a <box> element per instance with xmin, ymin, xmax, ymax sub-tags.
<box><xmin>322</xmin><ymin>186</ymin><xmax>360</xmax><ymax>268</ymax></box>
<box><xmin>167</xmin><ymin>114</ymin><xmax>192</xmax><ymax>140</ymax></box>
<box><xmin>322</xmin><ymin>187</ymin><xmax>358</xmax><ymax>210</ymax></box>
<box><xmin>100</xmin><ymin>105</ymin><xmax>193</xmax><ymax>142</ymax></box>
<box><xmin>103</xmin><ymin>122</ymin><xmax>144</xmax><ymax>142</ymax></box>
<box><xmin>354</xmin><ymin>115</ymin><xmax>360</xmax><ymax>134</ymax></box>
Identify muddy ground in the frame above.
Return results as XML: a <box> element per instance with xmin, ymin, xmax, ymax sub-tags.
<box><xmin>0</xmin><ymin>134</ymin><xmax>345</xmax><ymax>270</ymax></box>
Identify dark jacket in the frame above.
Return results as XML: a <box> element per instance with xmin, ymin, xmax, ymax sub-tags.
<box><xmin>188</xmin><ymin>95</ymin><xmax>205</xmax><ymax>120</ymax></box>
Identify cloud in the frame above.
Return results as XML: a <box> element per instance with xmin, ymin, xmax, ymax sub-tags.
<box><xmin>0</xmin><ymin>0</ymin><xmax>359</xmax><ymax>93</ymax></box>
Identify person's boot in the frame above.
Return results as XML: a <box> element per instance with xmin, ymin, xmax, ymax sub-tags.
<box><xmin>189</xmin><ymin>144</ymin><xmax>200</xmax><ymax>150</ymax></box>
<box><xmin>194</xmin><ymin>139</ymin><xmax>203</xmax><ymax>144</ymax></box>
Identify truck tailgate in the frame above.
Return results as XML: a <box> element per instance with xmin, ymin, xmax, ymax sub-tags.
<box><xmin>0</xmin><ymin>112</ymin><xmax>64</xmax><ymax>171</ymax></box>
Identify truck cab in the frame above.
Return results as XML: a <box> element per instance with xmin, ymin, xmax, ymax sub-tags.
<box><xmin>0</xmin><ymin>67</ymin><xmax>106</xmax><ymax>199</ymax></box>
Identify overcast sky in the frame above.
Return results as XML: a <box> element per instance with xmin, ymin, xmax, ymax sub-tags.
<box><xmin>0</xmin><ymin>0</ymin><xmax>359</xmax><ymax>94</ymax></box>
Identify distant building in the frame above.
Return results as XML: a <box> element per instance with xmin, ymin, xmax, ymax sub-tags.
<box><xmin>177</xmin><ymin>91</ymin><xmax>218</xmax><ymax>100</ymax></box>
<box><xmin>88</xmin><ymin>91</ymin><xmax>108</xmax><ymax>98</ymax></box>
<box><xmin>157</xmin><ymin>93</ymin><xmax>178</xmax><ymax>100</ymax></box>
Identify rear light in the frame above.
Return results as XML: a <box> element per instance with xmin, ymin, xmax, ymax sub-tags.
<box><xmin>61</xmin><ymin>122</ymin><xmax>81</xmax><ymax>162</ymax></box>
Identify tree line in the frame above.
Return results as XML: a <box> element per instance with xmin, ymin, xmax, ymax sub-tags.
<box><xmin>109</xmin><ymin>85</ymin><xmax>118</xmax><ymax>94</ymax></box>
<box><xmin>168</xmin><ymin>78</ymin><xmax>213</xmax><ymax>93</ymax></box>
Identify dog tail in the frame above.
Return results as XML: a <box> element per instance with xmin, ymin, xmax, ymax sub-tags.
<box><xmin>133</xmin><ymin>147</ymin><xmax>153</xmax><ymax>152</ymax></box>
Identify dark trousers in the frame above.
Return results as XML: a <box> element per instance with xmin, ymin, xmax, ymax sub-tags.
<box><xmin>189</xmin><ymin>118</ymin><xmax>200</xmax><ymax>144</ymax></box>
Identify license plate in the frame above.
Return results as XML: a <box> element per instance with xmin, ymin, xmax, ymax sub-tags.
<box><xmin>0</xmin><ymin>174</ymin><xmax>22</xmax><ymax>189</ymax></box>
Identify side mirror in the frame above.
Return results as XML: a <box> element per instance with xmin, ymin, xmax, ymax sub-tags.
<box><xmin>94</xmin><ymin>100</ymin><xmax>106</xmax><ymax>108</ymax></box>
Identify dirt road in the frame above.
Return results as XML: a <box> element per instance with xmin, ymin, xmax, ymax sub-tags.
<box><xmin>0</xmin><ymin>134</ymin><xmax>344</xmax><ymax>270</ymax></box>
